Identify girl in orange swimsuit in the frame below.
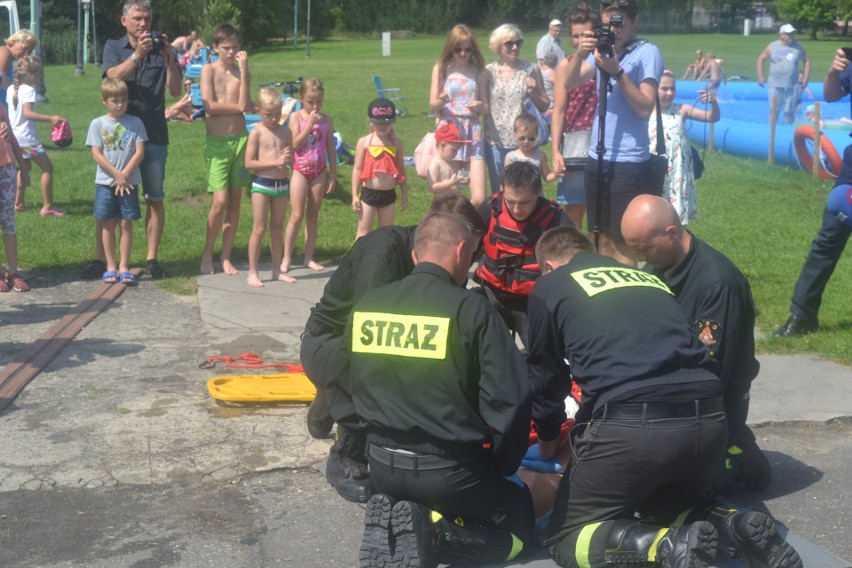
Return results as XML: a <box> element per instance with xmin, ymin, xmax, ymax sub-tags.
<box><xmin>351</xmin><ymin>98</ymin><xmax>408</xmax><ymax>239</ymax></box>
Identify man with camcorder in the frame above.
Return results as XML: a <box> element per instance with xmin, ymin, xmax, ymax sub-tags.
<box><xmin>559</xmin><ymin>0</ymin><xmax>663</xmax><ymax>265</ymax></box>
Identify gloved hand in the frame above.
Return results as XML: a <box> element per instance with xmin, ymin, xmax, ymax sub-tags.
<box><xmin>520</xmin><ymin>444</ymin><xmax>564</xmax><ymax>473</ymax></box>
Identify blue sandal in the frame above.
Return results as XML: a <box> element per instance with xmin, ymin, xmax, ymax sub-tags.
<box><xmin>102</xmin><ymin>271</ymin><xmax>119</xmax><ymax>284</ymax></box>
<box><xmin>119</xmin><ymin>272</ymin><xmax>138</xmax><ymax>286</ymax></box>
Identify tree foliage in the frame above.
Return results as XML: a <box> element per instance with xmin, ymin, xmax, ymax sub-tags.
<box><xmin>776</xmin><ymin>0</ymin><xmax>838</xmax><ymax>38</ymax></box>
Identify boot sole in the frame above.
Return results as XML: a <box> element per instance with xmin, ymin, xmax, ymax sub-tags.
<box><xmin>360</xmin><ymin>494</ymin><xmax>395</xmax><ymax>568</ymax></box>
<box><xmin>685</xmin><ymin>521</ymin><xmax>719</xmax><ymax>568</ymax></box>
<box><xmin>724</xmin><ymin>512</ymin><xmax>803</xmax><ymax>568</ymax></box>
<box><xmin>391</xmin><ymin>501</ymin><xmax>433</xmax><ymax>568</ymax></box>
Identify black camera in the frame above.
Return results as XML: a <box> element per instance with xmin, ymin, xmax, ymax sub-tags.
<box><xmin>594</xmin><ymin>14</ymin><xmax>622</xmax><ymax>58</ymax></box>
<box><xmin>149</xmin><ymin>31</ymin><xmax>166</xmax><ymax>51</ymax></box>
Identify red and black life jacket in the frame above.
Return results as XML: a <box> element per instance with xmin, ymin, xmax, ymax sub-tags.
<box><xmin>475</xmin><ymin>195</ymin><xmax>560</xmax><ymax>298</ymax></box>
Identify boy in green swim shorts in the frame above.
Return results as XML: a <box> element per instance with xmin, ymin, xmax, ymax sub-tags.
<box><xmin>200</xmin><ymin>22</ymin><xmax>252</xmax><ymax>276</ymax></box>
<box><xmin>244</xmin><ymin>86</ymin><xmax>294</xmax><ymax>287</ymax></box>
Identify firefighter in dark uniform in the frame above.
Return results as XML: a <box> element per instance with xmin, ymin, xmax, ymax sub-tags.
<box><xmin>474</xmin><ymin>161</ymin><xmax>573</xmax><ymax>345</ymax></box>
<box><xmin>622</xmin><ymin>195</ymin><xmax>771</xmax><ymax>493</ymax></box>
<box><xmin>349</xmin><ymin>212</ymin><xmax>535</xmax><ymax>568</ymax></box>
<box><xmin>300</xmin><ymin>194</ymin><xmax>487</xmax><ymax>504</ymax></box>
<box><xmin>527</xmin><ymin>227</ymin><xmax>802</xmax><ymax>568</ymax></box>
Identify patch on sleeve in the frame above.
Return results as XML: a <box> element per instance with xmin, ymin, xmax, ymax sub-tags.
<box><xmin>692</xmin><ymin>319</ymin><xmax>720</xmax><ymax>355</ymax></box>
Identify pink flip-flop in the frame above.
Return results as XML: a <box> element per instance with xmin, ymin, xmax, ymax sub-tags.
<box><xmin>14</xmin><ymin>204</ymin><xmax>25</xmax><ymax>212</ymax></box>
<box><xmin>8</xmin><ymin>273</ymin><xmax>29</xmax><ymax>292</ymax></box>
<box><xmin>40</xmin><ymin>208</ymin><xmax>66</xmax><ymax>217</ymax></box>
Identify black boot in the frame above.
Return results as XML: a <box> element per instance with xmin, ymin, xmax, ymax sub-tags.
<box><xmin>704</xmin><ymin>507</ymin><xmax>803</xmax><ymax>568</ymax></box>
<box><xmin>360</xmin><ymin>493</ymin><xmax>395</xmax><ymax>568</ymax></box>
<box><xmin>306</xmin><ymin>387</ymin><xmax>334</xmax><ymax>439</ymax></box>
<box><xmin>391</xmin><ymin>500</ymin><xmax>434</xmax><ymax>568</ymax></box>
<box><xmin>325</xmin><ymin>427</ymin><xmax>375</xmax><ymax>503</ymax></box>
<box><xmin>603</xmin><ymin>520</ymin><xmax>718</xmax><ymax>568</ymax></box>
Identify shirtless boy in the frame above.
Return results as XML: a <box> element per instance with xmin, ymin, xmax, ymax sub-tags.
<box><xmin>244</xmin><ymin>87</ymin><xmax>293</xmax><ymax>287</ymax></box>
<box><xmin>199</xmin><ymin>22</ymin><xmax>252</xmax><ymax>275</ymax></box>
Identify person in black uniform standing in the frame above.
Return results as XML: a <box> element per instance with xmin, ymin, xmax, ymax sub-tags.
<box><xmin>300</xmin><ymin>194</ymin><xmax>487</xmax><ymax>504</ymax></box>
<box><xmin>527</xmin><ymin>227</ymin><xmax>802</xmax><ymax>568</ymax></box>
<box><xmin>350</xmin><ymin>212</ymin><xmax>535</xmax><ymax>568</ymax></box>
<box><xmin>474</xmin><ymin>161</ymin><xmax>572</xmax><ymax>344</ymax></box>
<box><xmin>775</xmin><ymin>48</ymin><xmax>852</xmax><ymax>337</ymax></box>
<box><xmin>621</xmin><ymin>195</ymin><xmax>771</xmax><ymax>493</ymax></box>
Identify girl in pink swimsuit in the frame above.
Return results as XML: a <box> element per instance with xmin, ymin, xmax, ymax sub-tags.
<box><xmin>283</xmin><ymin>78</ymin><xmax>337</xmax><ymax>278</ymax></box>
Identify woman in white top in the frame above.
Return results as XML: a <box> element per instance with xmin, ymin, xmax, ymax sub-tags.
<box><xmin>649</xmin><ymin>70</ymin><xmax>719</xmax><ymax>223</ymax></box>
<box><xmin>483</xmin><ymin>24</ymin><xmax>549</xmax><ymax>194</ymax></box>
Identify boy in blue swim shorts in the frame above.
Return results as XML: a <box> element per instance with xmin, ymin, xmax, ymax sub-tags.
<box><xmin>244</xmin><ymin>86</ymin><xmax>294</xmax><ymax>287</ymax></box>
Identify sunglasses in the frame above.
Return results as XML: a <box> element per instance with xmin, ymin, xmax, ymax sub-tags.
<box><xmin>517</xmin><ymin>135</ymin><xmax>537</xmax><ymax>142</ymax></box>
<box><xmin>454</xmin><ymin>46</ymin><xmax>474</xmax><ymax>54</ymax></box>
<box><xmin>503</xmin><ymin>39</ymin><xmax>524</xmax><ymax>49</ymax></box>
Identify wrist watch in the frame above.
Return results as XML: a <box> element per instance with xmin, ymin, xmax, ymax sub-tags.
<box><xmin>130</xmin><ymin>53</ymin><xmax>138</xmax><ymax>63</ymax></box>
<box><xmin>613</xmin><ymin>67</ymin><xmax>625</xmax><ymax>81</ymax></box>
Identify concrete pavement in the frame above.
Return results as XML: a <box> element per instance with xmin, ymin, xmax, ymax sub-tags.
<box><xmin>0</xmin><ymin>261</ymin><xmax>851</xmax><ymax>567</ymax></box>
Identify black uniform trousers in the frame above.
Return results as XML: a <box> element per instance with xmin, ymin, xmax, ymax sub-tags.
<box><xmin>546</xmin><ymin>403</ymin><xmax>728</xmax><ymax>568</ymax></box>
<box><xmin>789</xmin><ymin>206</ymin><xmax>851</xmax><ymax>320</ymax></box>
<box><xmin>299</xmin><ymin>329</ymin><xmax>358</xmax><ymax>429</ymax></box>
<box><xmin>367</xmin><ymin>445</ymin><xmax>535</xmax><ymax>550</ymax></box>
<box><xmin>789</xmin><ymin>143</ymin><xmax>852</xmax><ymax>320</ymax></box>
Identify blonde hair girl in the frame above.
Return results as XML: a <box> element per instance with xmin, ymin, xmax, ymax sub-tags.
<box><xmin>282</xmin><ymin>78</ymin><xmax>336</xmax><ymax>277</ymax></box>
<box><xmin>7</xmin><ymin>56</ymin><xmax>67</xmax><ymax>215</ymax></box>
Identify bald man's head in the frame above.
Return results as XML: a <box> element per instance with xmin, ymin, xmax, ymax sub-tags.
<box><xmin>621</xmin><ymin>195</ymin><xmax>687</xmax><ymax>268</ymax></box>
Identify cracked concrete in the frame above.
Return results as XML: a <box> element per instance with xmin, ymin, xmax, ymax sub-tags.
<box><xmin>0</xmin><ymin>268</ymin><xmax>329</xmax><ymax>494</ymax></box>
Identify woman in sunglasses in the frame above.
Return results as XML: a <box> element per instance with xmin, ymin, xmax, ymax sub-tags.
<box><xmin>483</xmin><ymin>24</ymin><xmax>550</xmax><ymax>195</ymax></box>
<box><xmin>429</xmin><ymin>24</ymin><xmax>489</xmax><ymax>206</ymax></box>
<box><xmin>165</xmin><ymin>78</ymin><xmax>198</xmax><ymax>122</ymax></box>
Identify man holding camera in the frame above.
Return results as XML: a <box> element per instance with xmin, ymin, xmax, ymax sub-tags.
<box><xmin>558</xmin><ymin>0</ymin><xmax>663</xmax><ymax>264</ymax></box>
<box><xmin>98</xmin><ymin>0</ymin><xmax>181</xmax><ymax>280</ymax></box>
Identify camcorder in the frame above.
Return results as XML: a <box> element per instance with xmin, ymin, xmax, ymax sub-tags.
<box><xmin>149</xmin><ymin>31</ymin><xmax>166</xmax><ymax>51</ymax></box>
<box><xmin>594</xmin><ymin>14</ymin><xmax>622</xmax><ymax>58</ymax></box>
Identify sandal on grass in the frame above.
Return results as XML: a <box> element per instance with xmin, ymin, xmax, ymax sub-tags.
<box><xmin>102</xmin><ymin>271</ymin><xmax>119</xmax><ymax>284</ymax></box>
<box><xmin>80</xmin><ymin>259</ymin><xmax>107</xmax><ymax>280</ymax></box>
<box><xmin>119</xmin><ymin>272</ymin><xmax>138</xmax><ymax>286</ymax></box>
<box><xmin>14</xmin><ymin>203</ymin><xmax>25</xmax><ymax>212</ymax></box>
<box><xmin>8</xmin><ymin>273</ymin><xmax>29</xmax><ymax>292</ymax></box>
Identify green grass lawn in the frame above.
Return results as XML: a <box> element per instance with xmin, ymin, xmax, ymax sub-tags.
<box><xmin>10</xmin><ymin>31</ymin><xmax>851</xmax><ymax>364</ymax></box>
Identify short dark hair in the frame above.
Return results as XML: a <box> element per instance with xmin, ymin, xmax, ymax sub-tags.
<box><xmin>428</xmin><ymin>193</ymin><xmax>488</xmax><ymax>235</ymax></box>
<box><xmin>569</xmin><ymin>3</ymin><xmax>600</xmax><ymax>25</ymax></box>
<box><xmin>535</xmin><ymin>226</ymin><xmax>594</xmax><ymax>268</ymax></box>
<box><xmin>212</xmin><ymin>23</ymin><xmax>240</xmax><ymax>46</ymax></box>
<box><xmin>501</xmin><ymin>161</ymin><xmax>543</xmax><ymax>195</ymax></box>
<box><xmin>414</xmin><ymin>212</ymin><xmax>473</xmax><ymax>259</ymax></box>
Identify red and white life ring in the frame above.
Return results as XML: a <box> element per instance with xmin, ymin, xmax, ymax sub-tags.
<box><xmin>793</xmin><ymin>125</ymin><xmax>843</xmax><ymax>180</ymax></box>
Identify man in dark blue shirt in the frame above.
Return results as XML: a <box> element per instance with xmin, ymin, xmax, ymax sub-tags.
<box><xmin>777</xmin><ymin>49</ymin><xmax>852</xmax><ymax>337</ymax></box>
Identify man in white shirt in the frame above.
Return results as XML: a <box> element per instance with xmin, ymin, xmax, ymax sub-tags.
<box><xmin>536</xmin><ymin>19</ymin><xmax>565</xmax><ymax>65</ymax></box>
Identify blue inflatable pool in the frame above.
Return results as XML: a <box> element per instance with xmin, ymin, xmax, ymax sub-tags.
<box><xmin>676</xmin><ymin>81</ymin><xmax>851</xmax><ymax>176</ymax></box>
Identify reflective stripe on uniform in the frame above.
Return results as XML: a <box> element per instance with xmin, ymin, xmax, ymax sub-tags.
<box><xmin>576</xmin><ymin>522</ymin><xmax>603</xmax><ymax>568</ymax></box>
<box><xmin>647</xmin><ymin>528</ymin><xmax>670</xmax><ymax>562</ymax></box>
<box><xmin>571</xmin><ymin>267</ymin><xmax>673</xmax><ymax>298</ymax></box>
<box><xmin>352</xmin><ymin>312</ymin><xmax>450</xmax><ymax>360</ymax></box>
<box><xmin>506</xmin><ymin>533</ymin><xmax>524</xmax><ymax>561</ymax></box>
